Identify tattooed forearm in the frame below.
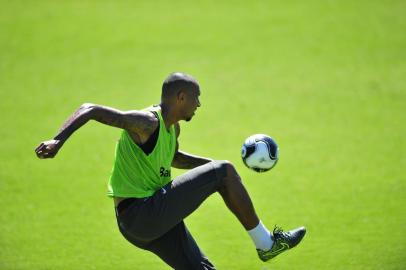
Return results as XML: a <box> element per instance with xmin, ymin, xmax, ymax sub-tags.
<box><xmin>172</xmin><ymin>151</ymin><xmax>213</xmax><ymax>169</ymax></box>
<box><xmin>54</xmin><ymin>103</ymin><xmax>95</xmax><ymax>144</ymax></box>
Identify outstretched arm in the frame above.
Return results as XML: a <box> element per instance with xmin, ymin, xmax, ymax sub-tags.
<box><xmin>35</xmin><ymin>103</ymin><xmax>157</xmax><ymax>159</ymax></box>
<box><xmin>171</xmin><ymin>123</ymin><xmax>213</xmax><ymax>169</ymax></box>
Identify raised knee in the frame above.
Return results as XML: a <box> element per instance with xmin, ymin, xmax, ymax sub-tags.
<box><xmin>220</xmin><ymin>160</ymin><xmax>236</xmax><ymax>174</ymax></box>
<box><xmin>214</xmin><ymin>160</ymin><xmax>239</xmax><ymax>184</ymax></box>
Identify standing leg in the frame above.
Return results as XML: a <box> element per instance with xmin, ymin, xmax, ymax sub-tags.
<box><xmin>145</xmin><ymin>221</ymin><xmax>216</xmax><ymax>270</ymax></box>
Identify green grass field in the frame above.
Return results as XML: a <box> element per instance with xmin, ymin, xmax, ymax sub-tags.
<box><xmin>1</xmin><ymin>1</ymin><xmax>405</xmax><ymax>269</ymax></box>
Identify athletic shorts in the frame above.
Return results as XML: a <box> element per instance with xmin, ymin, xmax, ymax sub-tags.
<box><xmin>114</xmin><ymin>160</ymin><xmax>228</xmax><ymax>270</ymax></box>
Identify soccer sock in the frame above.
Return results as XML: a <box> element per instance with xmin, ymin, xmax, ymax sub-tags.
<box><xmin>247</xmin><ymin>220</ymin><xmax>273</xmax><ymax>251</ymax></box>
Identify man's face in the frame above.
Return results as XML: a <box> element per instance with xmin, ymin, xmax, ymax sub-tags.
<box><xmin>180</xmin><ymin>87</ymin><xmax>201</xmax><ymax>122</ymax></box>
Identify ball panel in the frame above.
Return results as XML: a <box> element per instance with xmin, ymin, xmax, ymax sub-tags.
<box><xmin>261</xmin><ymin>136</ymin><xmax>279</xmax><ymax>160</ymax></box>
<box><xmin>245</xmin><ymin>142</ymin><xmax>273</xmax><ymax>168</ymax></box>
<box><xmin>241</xmin><ymin>143</ymin><xmax>256</xmax><ymax>160</ymax></box>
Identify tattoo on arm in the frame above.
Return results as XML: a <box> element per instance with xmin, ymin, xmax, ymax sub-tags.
<box><xmin>53</xmin><ymin>103</ymin><xmax>156</xmax><ymax>146</ymax></box>
<box><xmin>92</xmin><ymin>105</ymin><xmax>127</xmax><ymax>129</ymax></box>
<box><xmin>54</xmin><ymin>103</ymin><xmax>95</xmax><ymax>145</ymax></box>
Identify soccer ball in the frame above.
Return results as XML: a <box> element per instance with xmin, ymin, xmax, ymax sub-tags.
<box><xmin>241</xmin><ymin>134</ymin><xmax>279</xmax><ymax>172</ymax></box>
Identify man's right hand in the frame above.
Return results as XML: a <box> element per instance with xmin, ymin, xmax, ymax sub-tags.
<box><xmin>35</xmin><ymin>139</ymin><xmax>62</xmax><ymax>159</ymax></box>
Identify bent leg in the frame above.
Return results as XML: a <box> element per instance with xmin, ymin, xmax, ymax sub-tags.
<box><xmin>122</xmin><ymin>160</ymin><xmax>260</xmax><ymax>240</ymax></box>
<box><xmin>122</xmin><ymin>161</ymin><xmax>227</xmax><ymax>241</ymax></box>
<box><xmin>217</xmin><ymin>161</ymin><xmax>260</xmax><ymax>230</ymax></box>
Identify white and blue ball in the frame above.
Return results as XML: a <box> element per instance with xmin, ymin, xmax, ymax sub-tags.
<box><xmin>241</xmin><ymin>134</ymin><xmax>279</xmax><ymax>172</ymax></box>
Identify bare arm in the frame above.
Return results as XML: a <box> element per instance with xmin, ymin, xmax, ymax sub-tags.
<box><xmin>35</xmin><ymin>103</ymin><xmax>157</xmax><ymax>159</ymax></box>
<box><xmin>172</xmin><ymin>151</ymin><xmax>213</xmax><ymax>169</ymax></box>
<box><xmin>171</xmin><ymin>123</ymin><xmax>213</xmax><ymax>169</ymax></box>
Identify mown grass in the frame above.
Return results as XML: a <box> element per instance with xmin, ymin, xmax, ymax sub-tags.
<box><xmin>1</xmin><ymin>1</ymin><xmax>405</xmax><ymax>269</ymax></box>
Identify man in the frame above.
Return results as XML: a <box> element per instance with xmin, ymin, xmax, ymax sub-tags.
<box><xmin>35</xmin><ymin>72</ymin><xmax>306</xmax><ymax>269</ymax></box>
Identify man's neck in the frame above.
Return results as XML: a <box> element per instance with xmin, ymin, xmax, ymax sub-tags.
<box><xmin>160</xmin><ymin>103</ymin><xmax>178</xmax><ymax>130</ymax></box>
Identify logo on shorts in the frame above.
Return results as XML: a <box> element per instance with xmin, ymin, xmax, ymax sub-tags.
<box><xmin>159</xmin><ymin>167</ymin><xmax>171</xmax><ymax>177</ymax></box>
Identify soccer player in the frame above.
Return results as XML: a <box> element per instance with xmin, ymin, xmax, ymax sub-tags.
<box><xmin>35</xmin><ymin>72</ymin><xmax>306</xmax><ymax>269</ymax></box>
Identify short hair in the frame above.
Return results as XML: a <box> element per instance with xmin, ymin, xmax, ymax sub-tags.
<box><xmin>161</xmin><ymin>72</ymin><xmax>199</xmax><ymax>100</ymax></box>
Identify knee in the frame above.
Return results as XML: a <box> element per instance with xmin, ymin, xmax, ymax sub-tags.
<box><xmin>213</xmin><ymin>160</ymin><xmax>240</xmax><ymax>185</ymax></box>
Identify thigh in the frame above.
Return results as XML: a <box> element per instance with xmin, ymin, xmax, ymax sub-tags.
<box><xmin>122</xmin><ymin>161</ymin><xmax>227</xmax><ymax>241</ymax></box>
<box><xmin>145</xmin><ymin>221</ymin><xmax>216</xmax><ymax>270</ymax></box>
<box><xmin>116</xmin><ymin>213</ymin><xmax>216</xmax><ymax>269</ymax></box>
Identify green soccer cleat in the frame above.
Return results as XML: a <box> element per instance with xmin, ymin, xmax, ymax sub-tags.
<box><xmin>257</xmin><ymin>226</ymin><xmax>306</xmax><ymax>262</ymax></box>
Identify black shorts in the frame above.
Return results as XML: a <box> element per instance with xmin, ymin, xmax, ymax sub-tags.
<box><xmin>114</xmin><ymin>161</ymin><xmax>227</xmax><ymax>270</ymax></box>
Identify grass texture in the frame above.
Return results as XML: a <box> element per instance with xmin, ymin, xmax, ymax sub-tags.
<box><xmin>1</xmin><ymin>1</ymin><xmax>405</xmax><ymax>269</ymax></box>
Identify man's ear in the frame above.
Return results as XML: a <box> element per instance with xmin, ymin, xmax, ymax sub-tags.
<box><xmin>177</xmin><ymin>90</ymin><xmax>185</xmax><ymax>102</ymax></box>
